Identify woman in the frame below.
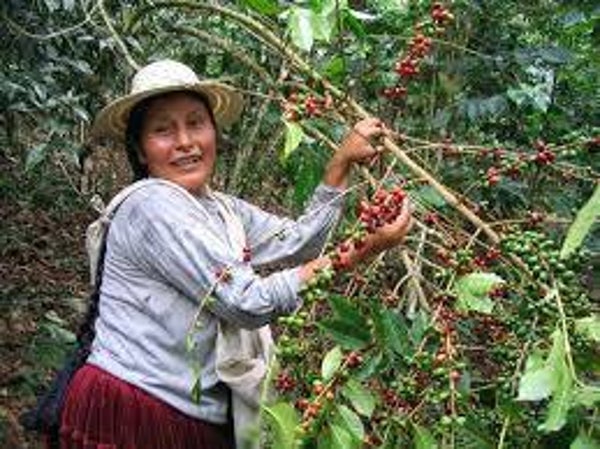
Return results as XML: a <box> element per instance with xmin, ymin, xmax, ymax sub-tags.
<box><xmin>57</xmin><ymin>59</ymin><xmax>412</xmax><ymax>449</ymax></box>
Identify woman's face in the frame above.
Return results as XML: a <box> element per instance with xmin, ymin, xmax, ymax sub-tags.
<box><xmin>139</xmin><ymin>92</ymin><xmax>217</xmax><ymax>193</ymax></box>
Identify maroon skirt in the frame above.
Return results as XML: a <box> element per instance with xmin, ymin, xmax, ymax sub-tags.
<box><xmin>49</xmin><ymin>364</ymin><xmax>233</xmax><ymax>449</ymax></box>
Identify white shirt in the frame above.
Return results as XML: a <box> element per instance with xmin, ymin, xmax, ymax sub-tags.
<box><xmin>87</xmin><ymin>181</ymin><xmax>344</xmax><ymax>424</ymax></box>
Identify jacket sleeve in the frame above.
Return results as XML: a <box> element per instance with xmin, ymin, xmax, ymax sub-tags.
<box><xmin>231</xmin><ymin>183</ymin><xmax>345</xmax><ymax>267</ymax></box>
<box><xmin>124</xmin><ymin>185</ymin><xmax>303</xmax><ymax>329</ymax></box>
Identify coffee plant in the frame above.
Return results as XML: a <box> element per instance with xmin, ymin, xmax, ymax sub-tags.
<box><xmin>2</xmin><ymin>0</ymin><xmax>599</xmax><ymax>448</ymax></box>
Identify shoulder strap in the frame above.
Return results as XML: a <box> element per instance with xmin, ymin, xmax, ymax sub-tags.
<box><xmin>85</xmin><ymin>178</ymin><xmax>173</xmax><ymax>285</ymax></box>
<box><xmin>210</xmin><ymin>191</ymin><xmax>247</xmax><ymax>255</ymax></box>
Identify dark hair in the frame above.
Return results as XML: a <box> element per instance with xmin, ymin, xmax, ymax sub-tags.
<box><xmin>19</xmin><ymin>235</ymin><xmax>109</xmax><ymax>447</ymax></box>
<box><xmin>124</xmin><ymin>90</ymin><xmax>217</xmax><ymax>181</ymax></box>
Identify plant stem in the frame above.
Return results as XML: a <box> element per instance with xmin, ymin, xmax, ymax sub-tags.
<box><xmin>496</xmin><ymin>416</ymin><xmax>510</xmax><ymax>449</ymax></box>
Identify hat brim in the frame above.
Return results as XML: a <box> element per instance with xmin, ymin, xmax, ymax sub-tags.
<box><xmin>92</xmin><ymin>81</ymin><xmax>243</xmax><ymax>141</ymax></box>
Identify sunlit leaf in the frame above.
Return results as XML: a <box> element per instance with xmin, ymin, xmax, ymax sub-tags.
<box><xmin>240</xmin><ymin>0</ymin><xmax>280</xmax><ymax>16</ymax></box>
<box><xmin>413</xmin><ymin>423</ymin><xmax>438</xmax><ymax>449</ymax></box>
<box><xmin>560</xmin><ymin>183</ymin><xmax>600</xmax><ymax>259</ymax></box>
<box><xmin>281</xmin><ymin>120</ymin><xmax>305</xmax><ymax>161</ymax></box>
<box><xmin>574</xmin><ymin>315</ymin><xmax>600</xmax><ymax>342</ymax></box>
<box><xmin>322</xmin><ymin>345</ymin><xmax>343</xmax><ymax>381</ymax></box>
<box><xmin>454</xmin><ymin>272</ymin><xmax>504</xmax><ymax>314</ymax></box>
<box><xmin>342</xmin><ymin>379</ymin><xmax>376</xmax><ymax>417</ymax></box>
<box><xmin>289</xmin><ymin>7</ymin><xmax>314</xmax><ymax>52</ymax></box>
<box><xmin>538</xmin><ymin>360</ymin><xmax>573</xmax><ymax>432</ymax></box>
<box><xmin>516</xmin><ymin>328</ymin><xmax>575</xmax><ymax>432</ymax></box>
<box><xmin>330</xmin><ymin>423</ymin><xmax>358</xmax><ymax>449</ymax></box>
<box><xmin>335</xmin><ymin>404</ymin><xmax>365</xmax><ymax>443</ymax></box>
<box><xmin>263</xmin><ymin>402</ymin><xmax>299</xmax><ymax>449</ymax></box>
<box><xmin>517</xmin><ymin>363</ymin><xmax>557</xmax><ymax>401</ymax></box>
<box><xmin>573</xmin><ymin>385</ymin><xmax>600</xmax><ymax>408</ymax></box>
<box><xmin>570</xmin><ymin>433</ymin><xmax>600</xmax><ymax>449</ymax></box>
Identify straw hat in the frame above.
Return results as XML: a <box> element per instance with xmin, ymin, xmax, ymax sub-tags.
<box><xmin>92</xmin><ymin>59</ymin><xmax>244</xmax><ymax>141</ymax></box>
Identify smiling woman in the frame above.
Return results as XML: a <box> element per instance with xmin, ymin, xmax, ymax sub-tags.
<box><xmin>135</xmin><ymin>92</ymin><xmax>218</xmax><ymax>194</ymax></box>
<box><xmin>40</xmin><ymin>59</ymin><xmax>413</xmax><ymax>449</ymax></box>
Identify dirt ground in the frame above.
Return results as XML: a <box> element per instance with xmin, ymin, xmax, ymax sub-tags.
<box><xmin>0</xmin><ymin>146</ymin><xmax>127</xmax><ymax>448</ymax></box>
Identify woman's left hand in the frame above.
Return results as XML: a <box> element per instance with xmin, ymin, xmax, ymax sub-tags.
<box><xmin>336</xmin><ymin>117</ymin><xmax>389</xmax><ymax>166</ymax></box>
<box><xmin>324</xmin><ymin>117</ymin><xmax>390</xmax><ymax>188</ymax></box>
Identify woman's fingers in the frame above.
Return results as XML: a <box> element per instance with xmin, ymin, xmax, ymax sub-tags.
<box><xmin>353</xmin><ymin>118</ymin><xmax>388</xmax><ymax>141</ymax></box>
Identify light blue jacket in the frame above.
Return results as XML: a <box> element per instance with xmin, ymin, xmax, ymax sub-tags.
<box><xmin>87</xmin><ymin>180</ymin><xmax>344</xmax><ymax>424</ymax></box>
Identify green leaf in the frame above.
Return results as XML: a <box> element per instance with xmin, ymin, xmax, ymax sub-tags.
<box><xmin>317</xmin><ymin>432</ymin><xmax>333</xmax><ymax>449</ymax></box>
<box><xmin>317</xmin><ymin>318</ymin><xmax>370</xmax><ymax>349</ymax></box>
<box><xmin>409</xmin><ymin>310</ymin><xmax>431</xmax><ymax>344</ymax></box>
<box><xmin>547</xmin><ymin>326</ymin><xmax>567</xmax><ymax>368</ymax></box>
<box><xmin>41</xmin><ymin>322</ymin><xmax>76</xmax><ymax>344</ymax></box>
<box><xmin>517</xmin><ymin>328</ymin><xmax>573</xmax><ymax>407</ymax></box>
<box><xmin>570</xmin><ymin>433</ymin><xmax>600</xmax><ymax>449</ymax></box>
<box><xmin>335</xmin><ymin>404</ymin><xmax>365</xmax><ymax>443</ymax></box>
<box><xmin>538</xmin><ymin>360</ymin><xmax>573</xmax><ymax>432</ymax></box>
<box><xmin>25</xmin><ymin>142</ymin><xmax>49</xmax><ymax>171</ymax></box>
<box><xmin>573</xmin><ymin>385</ymin><xmax>600</xmax><ymax>408</ymax></box>
<box><xmin>318</xmin><ymin>295</ymin><xmax>371</xmax><ymax>349</ymax></box>
<box><xmin>517</xmin><ymin>330</ymin><xmax>561</xmax><ymax>400</ymax></box>
<box><xmin>413</xmin><ymin>185</ymin><xmax>447</xmax><ymax>208</ymax></box>
<box><xmin>343</xmin><ymin>10</ymin><xmax>367</xmax><ymax>38</ymax></box>
<box><xmin>454</xmin><ymin>272</ymin><xmax>504</xmax><ymax>314</ymax></box>
<box><xmin>516</xmin><ymin>328</ymin><xmax>574</xmax><ymax>433</ymax></box>
<box><xmin>240</xmin><ymin>0</ymin><xmax>280</xmax><ymax>16</ymax></box>
<box><xmin>288</xmin><ymin>7</ymin><xmax>315</xmax><ymax>52</ymax></box>
<box><xmin>330</xmin><ymin>423</ymin><xmax>358</xmax><ymax>449</ymax></box>
<box><xmin>328</xmin><ymin>295</ymin><xmax>367</xmax><ymax>327</ymax></box>
<box><xmin>323</xmin><ymin>56</ymin><xmax>346</xmax><ymax>84</ymax></box>
<box><xmin>413</xmin><ymin>423</ymin><xmax>438</xmax><ymax>449</ymax></box>
<box><xmin>574</xmin><ymin>315</ymin><xmax>600</xmax><ymax>342</ymax></box>
<box><xmin>341</xmin><ymin>379</ymin><xmax>376</xmax><ymax>418</ymax></box>
<box><xmin>191</xmin><ymin>377</ymin><xmax>202</xmax><ymax>404</ymax></box>
<box><xmin>517</xmin><ymin>363</ymin><xmax>557</xmax><ymax>401</ymax></box>
<box><xmin>371</xmin><ymin>308</ymin><xmax>409</xmax><ymax>355</ymax></box>
<box><xmin>322</xmin><ymin>345</ymin><xmax>343</xmax><ymax>381</ymax></box>
<box><xmin>312</xmin><ymin>15</ymin><xmax>335</xmax><ymax>42</ymax></box>
<box><xmin>281</xmin><ymin>121</ymin><xmax>305</xmax><ymax>161</ymax></box>
<box><xmin>561</xmin><ymin>183</ymin><xmax>600</xmax><ymax>258</ymax></box>
<box><xmin>263</xmin><ymin>402</ymin><xmax>300</xmax><ymax>449</ymax></box>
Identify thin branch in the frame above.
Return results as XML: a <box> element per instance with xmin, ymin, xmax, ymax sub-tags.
<box><xmin>3</xmin><ymin>4</ymin><xmax>99</xmax><ymax>40</ymax></box>
<box><xmin>96</xmin><ymin>0</ymin><xmax>140</xmax><ymax>71</ymax></box>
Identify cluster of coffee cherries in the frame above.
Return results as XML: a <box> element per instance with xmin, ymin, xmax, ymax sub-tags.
<box><xmin>532</xmin><ymin>139</ymin><xmax>556</xmax><ymax>166</ymax></box>
<box><xmin>477</xmin><ymin>139</ymin><xmax>559</xmax><ymax>187</ymax></box>
<box><xmin>382</xmin><ymin>2</ymin><xmax>453</xmax><ymax>100</ymax></box>
<box><xmin>330</xmin><ymin>185</ymin><xmax>407</xmax><ymax>271</ymax></box>
<box><xmin>435</xmin><ymin>245</ymin><xmax>502</xmax><ymax>273</ymax></box>
<box><xmin>293</xmin><ymin>351</ymin><xmax>364</xmax><ymax>432</ymax></box>
<box><xmin>282</xmin><ymin>91</ymin><xmax>334</xmax><ymax>121</ymax></box>
<box><xmin>358</xmin><ymin>186</ymin><xmax>407</xmax><ymax>233</ymax></box>
<box><xmin>431</xmin><ymin>1</ymin><xmax>454</xmax><ymax>26</ymax></box>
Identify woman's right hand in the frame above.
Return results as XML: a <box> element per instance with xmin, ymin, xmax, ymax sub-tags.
<box><xmin>367</xmin><ymin>198</ymin><xmax>414</xmax><ymax>253</ymax></box>
<box><xmin>299</xmin><ymin>198</ymin><xmax>413</xmax><ymax>283</ymax></box>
